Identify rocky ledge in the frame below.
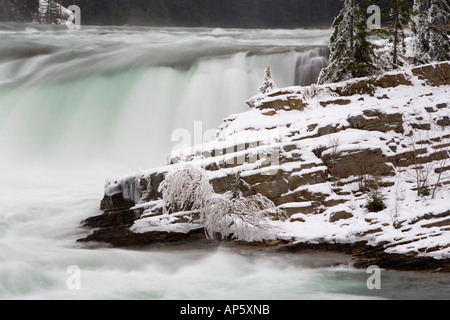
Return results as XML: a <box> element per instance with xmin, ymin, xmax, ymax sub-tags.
<box><xmin>78</xmin><ymin>62</ymin><xmax>450</xmax><ymax>272</ymax></box>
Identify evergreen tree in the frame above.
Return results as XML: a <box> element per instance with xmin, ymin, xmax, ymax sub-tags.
<box><xmin>388</xmin><ymin>0</ymin><xmax>412</xmax><ymax>67</ymax></box>
<box><xmin>258</xmin><ymin>66</ymin><xmax>278</xmax><ymax>95</ymax></box>
<box><xmin>146</xmin><ymin>0</ymin><xmax>171</xmax><ymax>26</ymax></box>
<box><xmin>412</xmin><ymin>0</ymin><xmax>450</xmax><ymax>63</ymax></box>
<box><xmin>318</xmin><ymin>0</ymin><xmax>377</xmax><ymax>84</ymax></box>
<box><xmin>411</xmin><ymin>0</ymin><xmax>432</xmax><ymax>63</ymax></box>
<box><xmin>427</xmin><ymin>0</ymin><xmax>450</xmax><ymax>61</ymax></box>
<box><xmin>23</xmin><ymin>0</ymin><xmax>40</xmax><ymax>20</ymax></box>
<box><xmin>0</xmin><ymin>0</ymin><xmax>12</xmax><ymax>21</ymax></box>
<box><xmin>39</xmin><ymin>0</ymin><xmax>60</xmax><ymax>24</ymax></box>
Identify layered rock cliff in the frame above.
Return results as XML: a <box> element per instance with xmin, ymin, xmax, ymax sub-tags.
<box><xmin>79</xmin><ymin>62</ymin><xmax>450</xmax><ymax>271</ymax></box>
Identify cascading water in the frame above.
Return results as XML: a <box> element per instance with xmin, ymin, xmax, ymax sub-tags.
<box><xmin>0</xmin><ymin>25</ymin><xmax>331</xmax><ymax>174</ymax></box>
<box><xmin>295</xmin><ymin>47</ymin><xmax>330</xmax><ymax>86</ymax></box>
<box><xmin>1</xmin><ymin>24</ymin><xmax>449</xmax><ymax>300</ymax></box>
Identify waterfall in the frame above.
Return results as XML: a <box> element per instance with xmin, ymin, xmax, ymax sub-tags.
<box><xmin>295</xmin><ymin>47</ymin><xmax>330</xmax><ymax>86</ymax></box>
<box><xmin>2</xmin><ymin>24</ymin><xmax>446</xmax><ymax>302</ymax></box>
<box><xmin>0</xmin><ymin>25</ymin><xmax>331</xmax><ymax>176</ymax></box>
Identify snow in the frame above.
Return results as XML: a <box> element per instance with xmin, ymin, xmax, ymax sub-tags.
<box><xmin>131</xmin><ymin>211</ymin><xmax>203</xmax><ymax>234</ymax></box>
<box><xmin>105</xmin><ymin>60</ymin><xmax>450</xmax><ymax>260</ymax></box>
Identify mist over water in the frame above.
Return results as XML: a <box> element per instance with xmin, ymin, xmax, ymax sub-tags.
<box><xmin>0</xmin><ymin>24</ymin><xmax>449</xmax><ymax>300</ymax></box>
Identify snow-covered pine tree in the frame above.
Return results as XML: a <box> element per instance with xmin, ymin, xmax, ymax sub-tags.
<box><xmin>388</xmin><ymin>0</ymin><xmax>412</xmax><ymax>68</ymax></box>
<box><xmin>411</xmin><ymin>0</ymin><xmax>430</xmax><ymax>63</ymax></box>
<box><xmin>318</xmin><ymin>0</ymin><xmax>377</xmax><ymax>84</ymax></box>
<box><xmin>411</xmin><ymin>0</ymin><xmax>450</xmax><ymax>63</ymax></box>
<box><xmin>38</xmin><ymin>0</ymin><xmax>59</xmax><ymax>24</ymax></box>
<box><xmin>351</xmin><ymin>3</ymin><xmax>378</xmax><ymax>77</ymax></box>
<box><xmin>427</xmin><ymin>0</ymin><xmax>450</xmax><ymax>62</ymax></box>
<box><xmin>246</xmin><ymin>66</ymin><xmax>278</xmax><ymax>108</ymax></box>
<box><xmin>258</xmin><ymin>66</ymin><xmax>278</xmax><ymax>94</ymax></box>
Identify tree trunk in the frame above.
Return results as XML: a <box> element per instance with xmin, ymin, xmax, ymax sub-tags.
<box><xmin>46</xmin><ymin>0</ymin><xmax>50</xmax><ymax>24</ymax></box>
<box><xmin>393</xmin><ymin>2</ymin><xmax>399</xmax><ymax>66</ymax></box>
<box><xmin>350</xmin><ymin>0</ymin><xmax>355</xmax><ymax>77</ymax></box>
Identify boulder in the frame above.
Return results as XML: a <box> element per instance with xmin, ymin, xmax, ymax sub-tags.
<box><xmin>320</xmin><ymin>99</ymin><xmax>351</xmax><ymax>107</ymax></box>
<box><xmin>287</xmin><ymin>95</ymin><xmax>307</xmax><ymax>111</ymax></box>
<box><xmin>258</xmin><ymin>96</ymin><xmax>290</xmax><ymax>111</ymax></box>
<box><xmin>278</xmin><ymin>203</ymin><xmax>316</xmax><ymax>216</ymax></box>
<box><xmin>78</xmin><ymin>225</ymin><xmax>205</xmax><ymax>247</ymax></box>
<box><xmin>410</xmin><ymin>122</ymin><xmax>431</xmax><ymax>130</ymax></box>
<box><xmin>411</xmin><ymin>62</ymin><xmax>450</xmax><ymax>87</ymax></box>
<box><xmin>378</xmin><ymin>73</ymin><xmax>412</xmax><ymax>88</ymax></box>
<box><xmin>321</xmin><ymin>147</ymin><xmax>393</xmax><ymax>179</ymax></box>
<box><xmin>100</xmin><ymin>193</ymin><xmax>135</xmax><ymax>211</ymax></box>
<box><xmin>82</xmin><ymin>208</ymin><xmax>139</xmax><ymax>229</ymax></box>
<box><xmin>437</xmin><ymin>117</ymin><xmax>450</xmax><ymax>127</ymax></box>
<box><xmin>347</xmin><ymin>110</ymin><xmax>404</xmax><ymax>133</ymax></box>
<box><xmin>329</xmin><ymin>210</ymin><xmax>353</xmax><ymax>222</ymax></box>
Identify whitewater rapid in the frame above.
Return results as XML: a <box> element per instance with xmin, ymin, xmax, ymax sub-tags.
<box><xmin>1</xmin><ymin>24</ymin><xmax>449</xmax><ymax>300</ymax></box>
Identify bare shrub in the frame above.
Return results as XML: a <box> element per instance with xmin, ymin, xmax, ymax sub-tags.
<box><xmin>405</xmin><ymin>130</ymin><xmax>450</xmax><ymax>198</ymax></box>
<box><xmin>159</xmin><ymin>165</ymin><xmax>285</xmax><ymax>242</ymax></box>
<box><xmin>159</xmin><ymin>165</ymin><xmax>214</xmax><ymax>214</ymax></box>
<box><xmin>303</xmin><ymin>84</ymin><xmax>338</xmax><ymax>101</ymax></box>
<box><xmin>202</xmin><ymin>194</ymin><xmax>285</xmax><ymax>242</ymax></box>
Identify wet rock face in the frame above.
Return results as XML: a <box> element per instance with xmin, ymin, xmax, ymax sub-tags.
<box><xmin>78</xmin><ymin>224</ymin><xmax>206</xmax><ymax>247</ymax></box>
<box><xmin>100</xmin><ymin>193</ymin><xmax>134</xmax><ymax>211</ymax></box>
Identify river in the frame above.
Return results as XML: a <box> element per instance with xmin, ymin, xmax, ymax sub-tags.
<box><xmin>0</xmin><ymin>23</ymin><xmax>449</xmax><ymax>300</ymax></box>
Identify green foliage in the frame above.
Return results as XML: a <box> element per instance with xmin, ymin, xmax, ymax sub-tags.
<box><xmin>0</xmin><ymin>0</ymin><xmax>11</xmax><ymax>21</ymax></box>
<box><xmin>318</xmin><ymin>0</ymin><xmax>378</xmax><ymax>84</ymax></box>
<box><xmin>387</xmin><ymin>0</ymin><xmax>412</xmax><ymax>68</ymax></box>
<box><xmin>365</xmin><ymin>191</ymin><xmax>387</xmax><ymax>212</ymax></box>
<box><xmin>21</xmin><ymin>0</ymin><xmax>40</xmax><ymax>20</ymax></box>
<box><xmin>0</xmin><ymin>0</ymin><xmax>39</xmax><ymax>22</ymax></box>
<box><xmin>230</xmin><ymin>175</ymin><xmax>243</xmax><ymax>202</ymax></box>
<box><xmin>365</xmin><ymin>77</ymin><xmax>378</xmax><ymax>96</ymax></box>
<box><xmin>411</xmin><ymin>0</ymin><xmax>450</xmax><ymax>63</ymax></box>
<box><xmin>418</xmin><ymin>186</ymin><xmax>430</xmax><ymax>197</ymax></box>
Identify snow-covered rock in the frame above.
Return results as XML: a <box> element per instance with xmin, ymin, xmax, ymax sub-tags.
<box><xmin>79</xmin><ymin>61</ymin><xmax>450</xmax><ymax>271</ymax></box>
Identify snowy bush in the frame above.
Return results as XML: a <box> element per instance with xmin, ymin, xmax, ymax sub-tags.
<box><xmin>202</xmin><ymin>193</ymin><xmax>285</xmax><ymax>242</ymax></box>
<box><xmin>365</xmin><ymin>191</ymin><xmax>387</xmax><ymax>213</ymax></box>
<box><xmin>158</xmin><ymin>165</ymin><xmax>214</xmax><ymax>214</ymax></box>
<box><xmin>159</xmin><ymin>165</ymin><xmax>284</xmax><ymax>242</ymax></box>
<box><xmin>258</xmin><ymin>66</ymin><xmax>278</xmax><ymax>95</ymax></box>
<box><xmin>245</xmin><ymin>66</ymin><xmax>278</xmax><ymax>108</ymax></box>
